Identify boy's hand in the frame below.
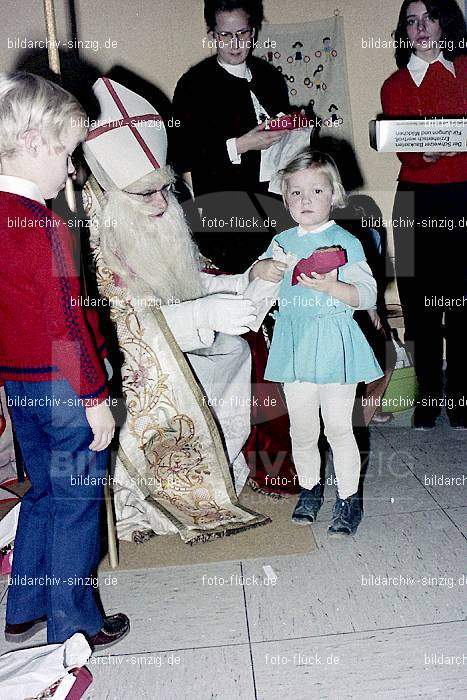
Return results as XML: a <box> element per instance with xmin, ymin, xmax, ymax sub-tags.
<box><xmin>85</xmin><ymin>403</ymin><xmax>115</xmax><ymax>451</ymax></box>
<box><xmin>250</xmin><ymin>258</ymin><xmax>288</xmax><ymax>282</ymax></box>
<box><xmin>298</xmin><ymin>268</ymin><xmax>338</xmax><ymax>293</ymax></box>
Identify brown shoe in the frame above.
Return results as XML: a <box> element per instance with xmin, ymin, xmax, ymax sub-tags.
<box><xmin>89</xmin><ymin>613</ymin><xmax>130</xmax><ymax>650</ymax></box>
<box><xmin>5</xmin><ymin>615</ymin><xmax>47</xmax><ymax>643</ymax></box>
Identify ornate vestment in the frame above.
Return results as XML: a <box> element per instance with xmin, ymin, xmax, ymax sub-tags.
<box><xmin>83</xmin><ymin>181</ymin><xmax>269</xmax><ymax>543</ymax></box>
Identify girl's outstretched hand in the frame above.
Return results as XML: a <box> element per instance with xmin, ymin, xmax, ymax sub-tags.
<box><xmin>250</xmin><ymin>258</ymin><xmax>288</xmax><ymax>283</ymax></box>
<box><xmin>297</xmin><ymin>268</ymin><xmax>338</xmax><ymax>294</ymax></box>
<box><xmin>298</xmin><ymin>269</ymin><xmax>360</xmax><ymax>307</ymax></box>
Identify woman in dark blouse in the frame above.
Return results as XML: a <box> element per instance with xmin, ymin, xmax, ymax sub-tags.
<box><xmin>172</xmin><ymin>0</ymin><xmax>290</xmax><ymax>272</ymax></box>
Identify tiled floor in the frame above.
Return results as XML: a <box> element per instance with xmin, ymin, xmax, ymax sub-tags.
<box><xmin>0</xmin><ymin>416</ymin><xmax>466</xmax><ymax>699</ymax></box>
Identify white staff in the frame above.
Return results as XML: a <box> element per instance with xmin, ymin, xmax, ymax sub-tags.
<box><xmin>42</xmin><ymin>0</ymin><xmax>76</xmax><ymax>212</ymax></box>
<box><xmin>42</xmin><ymin>0</ymin><xmax>118</xmax><ymax>568</ymax></box>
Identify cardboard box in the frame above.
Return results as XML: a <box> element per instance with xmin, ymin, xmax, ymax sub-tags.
<box><xmin>369</xmin><ymin>118</ymin><xmax>466</xmax><ymax>152</ymax></box>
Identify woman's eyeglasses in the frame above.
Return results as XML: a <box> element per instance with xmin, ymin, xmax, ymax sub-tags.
<box><xmin>214</xmin><ymin>28</ymin><xmax>254</xmax><ymax>42</ymax></box>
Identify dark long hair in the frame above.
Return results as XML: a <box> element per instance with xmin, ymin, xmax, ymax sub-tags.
<box><xmin>204</xmin><ymin>0</ymin><xmax>264</xmax><ymax>33</ymax></box>
<box><xmin>393</xmin><ymin>0</ymin><xmax>466</xmax><ymax>68</ymax></box>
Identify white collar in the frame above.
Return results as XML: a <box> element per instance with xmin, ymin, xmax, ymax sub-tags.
<box><xmin>407</xmin><ymin>52</ymin><xmax>456</xmax><ymax>87</ymax></box>
<box><xmin>297</xmin><ymin>220</ymin><xmax>335</xmax><ymax>236</ymax></box>
<box><xmin>0</xmin><ymin>175</ymin><xmax>45</xmax><ymax>205</ymax></box>
<box><xmin>217</xmin><ymin>58</ymin><xmax>252</xmax><ymax>81</ymax></box>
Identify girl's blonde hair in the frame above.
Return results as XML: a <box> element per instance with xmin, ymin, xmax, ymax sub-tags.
<box><xmin>279</xmin><ymin>148</ymin><xmax>348</xmax><ymax>209</ymax></box>
<box><xmin>0</xmin><ymin>71</ymin><xmax>87</xmax><ymax>159</ymax></box>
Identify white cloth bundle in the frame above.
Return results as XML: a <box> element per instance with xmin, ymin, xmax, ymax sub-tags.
<box><xmin>260</xmin><ymin>128</ymin><xmax>314</xmax><ymax>193</ymax></box>
<box><xmin>0</xmin><ymin>633</ymin><xmax>91</xmax><ymax>700</ymax></box>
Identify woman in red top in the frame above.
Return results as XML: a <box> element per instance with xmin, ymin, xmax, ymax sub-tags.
<box><xmin>381</xmin><ymin>0</ymin><xmax>467</xmax><ymax>429</ymax></box>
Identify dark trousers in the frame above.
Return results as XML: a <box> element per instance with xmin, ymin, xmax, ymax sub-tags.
<box><xmin>4</xmin><ymin>379</ymin><xmax>108</xmax><ymax>643</ymax></box>
<box><xmin>392</xmin><ymin>180</ymin><xmax>467</xmax><ymax>414</ymax></box>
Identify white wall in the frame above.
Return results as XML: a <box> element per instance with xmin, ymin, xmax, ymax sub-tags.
<box><xmin>1</xmin><ymin>0</ymin><xmax>464</xmax><ymax>292</ymax></box>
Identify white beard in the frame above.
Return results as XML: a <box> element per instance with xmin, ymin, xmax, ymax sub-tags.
<box><xmin>97</xmin><ymin>190</ymin><xmax>204</xmax><ymax>304</ymax></box>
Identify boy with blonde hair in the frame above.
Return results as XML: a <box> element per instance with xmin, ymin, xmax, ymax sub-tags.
<box><xmin>0</xmin><ymin>72</ymin><xmax>129</xmax><ymax>648</ymax></box>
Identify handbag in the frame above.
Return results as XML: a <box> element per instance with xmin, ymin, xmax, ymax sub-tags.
<box><xmin>381</xmin><ymin>332</ymin><xmax>418</xmax><ymax>412</ymax></box>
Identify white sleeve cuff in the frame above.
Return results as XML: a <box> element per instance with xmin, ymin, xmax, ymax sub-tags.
<box><xmin>341</xmin><ymin>261</ymin><xmax>377</xmax><ymax>310</ymax></box>
<box><xmin>227</xmin><ymin>138</ymin><xmax>241</xmax><ymax>164</ymax></box>
<box><xmin>200</xmin><ymin>270</ymin><xmax>251</xmax><ymax>295</ymax></box>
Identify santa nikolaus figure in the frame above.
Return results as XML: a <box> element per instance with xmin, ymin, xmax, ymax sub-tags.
<box><xmin>82</xmin><ymin>77</ymin><xmax>270</xmax><ymax>544</ymax></box>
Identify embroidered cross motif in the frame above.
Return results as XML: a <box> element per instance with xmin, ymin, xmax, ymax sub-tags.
<box><xmin>86</xmin><ymin>77</ymin><xmax>163</xmax><ymax>171</ymax></box>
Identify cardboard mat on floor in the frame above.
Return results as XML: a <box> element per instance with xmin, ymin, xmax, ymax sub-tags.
<box><xmin>0</xmin><ymin>482</ymin><xmax>317</xmax><ymax>571</ymax></box>
<box><xmin>99</xmin><ymin>485</ymin><xmax>317</xmax><ymax>571</ymax></box>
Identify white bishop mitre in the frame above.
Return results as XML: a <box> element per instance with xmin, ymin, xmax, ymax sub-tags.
<box><xmin>83</xmin><ymin>77</ymin><xmax>168</xmax><ymax>191</ymax></box>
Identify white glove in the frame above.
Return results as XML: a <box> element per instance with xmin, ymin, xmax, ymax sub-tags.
<box><xmin>192</xmin><ymin>293</ymin><xmax>257</xmax><ymax>335</ymax></box>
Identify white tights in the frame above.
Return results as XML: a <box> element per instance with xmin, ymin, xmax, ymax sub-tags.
<box><xmin>283</xmin><ymin>381</ymin><xmax>360</xmax><ymax>499</ymax></box>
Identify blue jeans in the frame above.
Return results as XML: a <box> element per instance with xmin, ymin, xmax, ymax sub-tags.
<box><xmin>4</xmin><ymin>379</ymin><xmax>108</xmax><ymax>643</ymax></box>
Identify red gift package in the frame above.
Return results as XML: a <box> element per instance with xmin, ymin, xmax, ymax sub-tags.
<box><xmin>291</xmin><ymin>246</ymin><xmax>347</xmax><ymax>285</ymax></box>
<box><xmin>266</xmin><ymin>112</ymin><xmax>312</xmax><ymax>131</ymax></box>
<box><xmin>33</xmin><ymin>666</ymin><xmax>93</xmax><ymax>699</ymax></box>
<box><xmin>66</xmin><ymin>667</ymin><xmax>93</xmax><ymax>699</ymax></box>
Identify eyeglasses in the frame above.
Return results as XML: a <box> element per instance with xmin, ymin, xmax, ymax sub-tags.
<box><xmin>214</xmin><ymin>28</ymin><xmax>254</xmax><ymax>42</ymax></box>
<box><xmin>124</xmin><ymin>184</ymin><xmax>173</xmax><ymax>200</ymax></box>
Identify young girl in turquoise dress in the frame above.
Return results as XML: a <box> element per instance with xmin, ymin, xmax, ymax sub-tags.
<box><xmin>250</xmin><ymin>149</ymin><xmax>382</xmax><ymax>535</ymax></box>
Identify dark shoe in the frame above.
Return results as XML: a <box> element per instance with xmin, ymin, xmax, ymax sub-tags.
<box><xmin>89</xmin><ymin>613</ymin><xmax>130</xmax><ymax>650</ymax></box>
<box><xmin>328</xmin><ymin>493</ymin><xmax>363</xmax><ymax>536</ymax></box>
<box><xmin>5</xmin><ymin>615</ymin><xmax>47</xmax><ymax>643</ymax></box>
<box><xmin>291</xmin><ymin>483</ymin><xmax>324</xmax><ymax>525</ymax></box>
<box><xmin>412</xmin><ymin>405</ymin><xmax>439</xmax><ymax>430</ymax></box>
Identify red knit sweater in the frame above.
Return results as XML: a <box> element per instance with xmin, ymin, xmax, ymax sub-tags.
<box><xmin>381</xmin><ymin>55</ymin><xmax>467</xmax><ymax>184</ymax></box>
<box><xmin>0</xmin><ymin>192</ymin><xmax>109</xmax><ymax>406</ymax></box>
